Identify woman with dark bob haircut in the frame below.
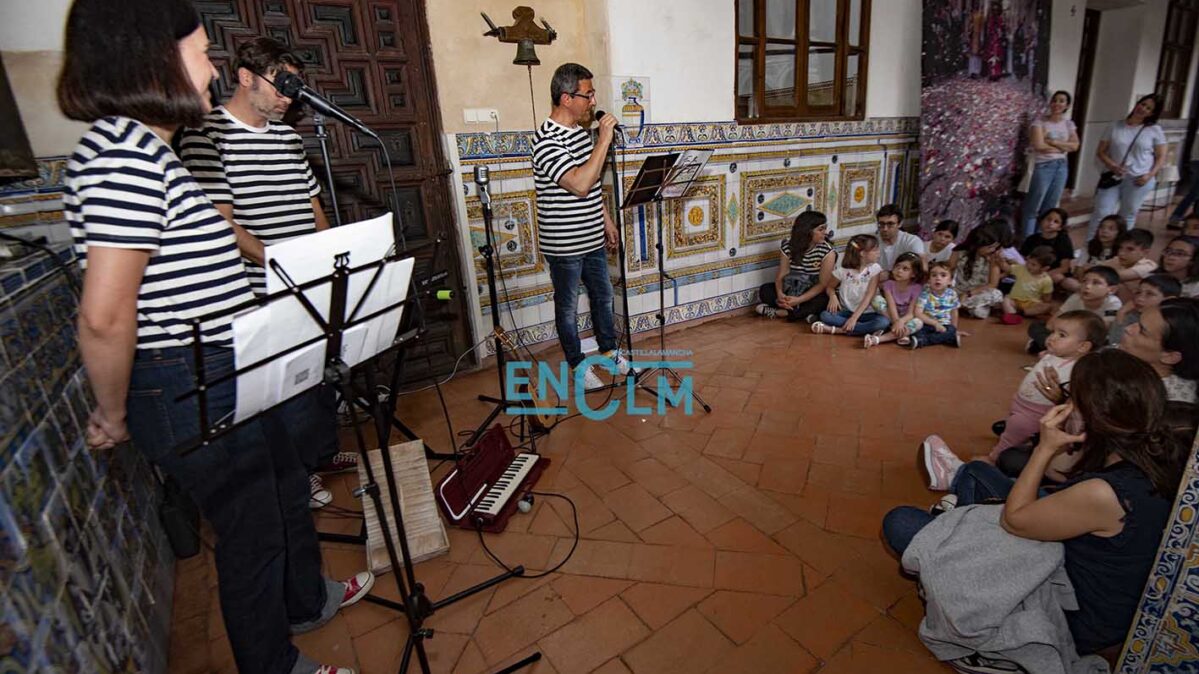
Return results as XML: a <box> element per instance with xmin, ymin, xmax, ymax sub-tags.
<box><xmin>885</xmin><ymin>349</ymin><xmax>1193</xmax><ymax>658</ymax></box>
<box><xmin>59</xmin><ymin>1</ymin><xmax>363</xmax><ymax>672</ymax></box>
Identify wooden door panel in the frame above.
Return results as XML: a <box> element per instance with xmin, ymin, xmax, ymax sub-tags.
<box><xmin>197</xmin><ymin>0</ymin><xmax>468</xmax><ymax>380</ymax></box>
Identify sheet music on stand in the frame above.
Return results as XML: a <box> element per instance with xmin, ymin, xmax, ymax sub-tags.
<box><xmin>621</xmin><ymin>149</ymin><xmax>713</xmax><ymax>209</ymax></box>
<box><xmin>230</xmin><ymin>213</ymin><xmax>415</xmax><ymax>423</ymax></box>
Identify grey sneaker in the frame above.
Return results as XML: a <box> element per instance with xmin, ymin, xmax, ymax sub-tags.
<box><xmin>755</xmin><ymin>303</ymin><xmax>781</xmax><ymax>319</ymax></box>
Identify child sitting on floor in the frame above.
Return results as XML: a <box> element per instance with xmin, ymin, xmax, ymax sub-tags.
<box><xmin>1019</xmin><ymin>207</ymin><xmax>1075</xmax><ymax>288</ymax></box>
<box><xmin>1001</xmin><ymin>246</ymin><xmax>1056</xmax><ymax>324</ymax></box>
<box><xmin>927</xmin><ymin>219</ymin><xmax>959</xmax><ymax>263</ymax></box>
<box><xmin>1064</xmin><ymin>215</ymin><xmax>1122</xmax><ymax>293</ymax></box>
<box><xmin>866</xmin><ymin>252</ymin><xmax>923</xmax><ymax>348</ymax></box>
<box><xmin>812</xmin><ymin>234</ymin><xmax>890</xmax><ymax>336</ymax></box>
<box><xmin>755</xmin><ymin>210</ymin><xmax>836</xmax><ymax>321</ymax></box>
<box><xmin>950</xmin><ymin>222</ymin><xmax>1005</xmax><ymax>319</ymax></box>
<box><xmin>1098</xmin><ymin>228</ymin><xmax>1157</xmax><ymax>304</ymax></box>
<box><xmin>1027</xmin><ymin>266</ymin><xmax>1122</xmax><ymax>354</ymax></box>
<box><xmin>905</xmin><ymin>260</ymin><xmax>961</xmax><ymax>349</ymax></box>
<box><xmin>1109</xmin><ymin>274</ymin><xmax>1181</xmax><ymax>344</ymax></box>
<box><xmin>990</xmin><ymin>310</ymin><xmax>1106</xmax><ymax>461</ymax></box>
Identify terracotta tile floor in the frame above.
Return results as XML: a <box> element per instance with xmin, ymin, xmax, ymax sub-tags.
<box><xmin>168</xmin><ymin>209</ymin><xmax>1179</xmax><ymax>673</ymax></box>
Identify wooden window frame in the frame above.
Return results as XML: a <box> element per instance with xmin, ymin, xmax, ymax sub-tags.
<box><xmin>1154</xmin><ymin>0</ymin><xmax>1199</xmax><ymax>119</ymax></box>
<box><xmin>735</xmin><ymin>0</ymin><xmax>871</xmax><ymax>123</ymax></box>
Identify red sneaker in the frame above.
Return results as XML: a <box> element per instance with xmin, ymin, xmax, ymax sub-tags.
<box><xmin>1000</xmin><ymin>313</ymin><xmax>1023</xmax><ymax>325</ymax></box>
<box><xmin>340</xmin><ymin>571</ymin><xmax>375</xmax><ymax>608</ymax></box>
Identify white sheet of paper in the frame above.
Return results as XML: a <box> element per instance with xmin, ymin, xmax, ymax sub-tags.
<box><xmin>231</xmin><ymin>212</ymin><xmax>414</xmax><ymax>421</ymax></box>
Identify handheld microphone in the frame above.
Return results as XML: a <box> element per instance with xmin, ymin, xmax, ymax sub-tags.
<box><xmin>274</xmin><ymin>72</ymin><xmax>372</xmax><ymax>137</ymax></box>
<box><xmin>594</xmin><ymin>110</ymin><xmax>624</xmax><ymax>131</ymax></box>
<box><xmin>473</xmin><ymin>165</ymin><xmax>491</xmax><ymax>206</ymax></box>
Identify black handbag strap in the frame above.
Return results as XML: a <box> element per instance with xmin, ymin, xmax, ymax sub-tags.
<box><xmin>1116</xmin><ymin>125</ymin><xmax>1147</xmax><ymax>169</ymax></box>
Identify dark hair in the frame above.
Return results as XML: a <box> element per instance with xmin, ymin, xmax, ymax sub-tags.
<box><xmin>841</xmin><ymin>234</ymin><xmax>879</xmax><ymax>269</ymax></box>
<box><xmin>1037</xmin><ymin>208</ymin><xmax>1069</xmax><ymax>232</ymax></box>
<box><xmin>58</xmin><ymin>0</ymin><xmax>207</xmax><ymax>127</ymax></box>
<box><xmin>1088</xmin><ymin>215</ymin><xmax>1124</xmax><ymax>260</ymax></box>
<box><xmin>1055</xmin><ymin>310</ymin><xmax>1108</xmax><ymax>350</ymax></box>
<box><xmin>928</xmin><ymin>260</ymin><xmax>953</xmax><ymax>275</ymax></box>
<box><xmin>1068</xmin><ymin>349</ymin><xmax>1188</xmax><ymax>498</ymax></box>
<box><xmin>1130</xmin><ymin>93</ymin><xmax>1162</xmax><ymax>126</ymax></box>
<box><xmin>1083</xmin><ymin>265</ymin><xmax>1121</xmax><ymax>287</ymax></box>
<box><xmin>1050</xmin><ymin>90</ymin><xmax>1072</xmax><ymax>106</ymax></box>
<box><xmin>1026</xmin><ymin>245</ymin><xmax>1056</xmax><ymax>268</ymax></box>
<box><xmin>550</xmin><ymin>63</ymin><xmax>593</xmax><ymax>107</ymax></box>
<box><xmin>1142</xmin><ymin>273</ymin><xmax>1183</xmax><ymax>298</ymax></box>
<box><xmin>959</xmin><ymin>222</ymin><xmax>1002</xmax><ymax>278</ymax></box>
<box><xmin>934</xmin><ymin>219</ymin><xmax>960</xmax><ymax>237</ymax></box>
<box><xmin>892</xmin><ymin>251</ymin><xmax>925</xmax><ymax>283</ymax></box>
<box><xmin>1116</xmin><ymin>227</ymin><xmax>1154</xmax><ymax>252</ymax></box>
<box><xmin>234</xmin><ymin>37</ymin><xmax>303</xmax><ymax>81</ymax></box>
<box><xmin>1159</xmin><ymin>297</ymin><xmax>1199</xmax><ymax>381</ymax></box>
<box><xmin>984</xmin><ymin>217</ymin><xmax>1014</xmax><ymax>248</ymax></box>
<box><xmin>876</xmin><ymin>204</ymin><xmax>903</xmax><ymax>222</ymax></box>
<box><xmin>786</xmin><ymin>210</ymin><xmax>828</xmax><ymax>261</ymax></box>
<box><xmin>1159</xmin><ymin>235</ymin><xmax>1199</xmax><ymax>283</ymax></box>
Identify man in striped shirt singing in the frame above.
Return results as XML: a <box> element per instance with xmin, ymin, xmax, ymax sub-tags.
<box><xmin>180</xmin><ymin>37</ymin><xmax>351</xmax><ymax>509</ymax></box>
<box><xmin>532</xmin><ymin>63</ymin><xmax>632</xmax><ymax>390</ymax></box>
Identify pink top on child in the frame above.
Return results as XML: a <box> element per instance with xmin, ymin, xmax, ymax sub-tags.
<box><xmin>883</xmin><ymin>280</ymin><xmax>923</xmax><ymax>315</ymax></box>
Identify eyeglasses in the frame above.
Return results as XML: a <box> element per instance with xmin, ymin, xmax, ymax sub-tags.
<box><xmin>1164</xmin><ymin>248</ymin><xmax>1194</xmax><ymax>257</ymax></box>
<box><xmin>568</xmin><ymin>90</ymin><xmax>596</xmax><ymax>101</ymax></box>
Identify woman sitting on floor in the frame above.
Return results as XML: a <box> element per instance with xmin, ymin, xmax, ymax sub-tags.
<box><xmin>885</xmin><ymin>349</ymin><xmax>1195</xmax><ymax>657</ymax></box>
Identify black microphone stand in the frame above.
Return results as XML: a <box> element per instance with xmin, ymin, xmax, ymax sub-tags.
<box><xmin>312</xmin><ymin>112</ymin><xmax>343</xmax><ymax>227</ymax></box>
<box><xmin>606</xmin><ymin>128</ymin><xmax>637</xmax><ymax>380</ymax></box>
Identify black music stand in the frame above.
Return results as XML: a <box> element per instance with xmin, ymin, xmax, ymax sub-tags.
<box><xmin>175</xmin><ymin>232</ymin><xmax>538</xmax><ymax>674</ymax></box>
<box><xmin>621</xmin><ymin>151</ymin><xmax>713</xmax><ymax>414</ymax></box>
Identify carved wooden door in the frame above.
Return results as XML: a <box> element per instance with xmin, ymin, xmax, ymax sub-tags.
<box><xmin>196</xmin><ymin>0</ymin><xmax>466</xmax><ymax>381</ymax></box>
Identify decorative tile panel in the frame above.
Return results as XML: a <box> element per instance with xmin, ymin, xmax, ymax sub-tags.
<box><xmin>740</xmin><ymin>167</ymin><xmax>829</xmax><ymax>244</ymax></box>
<box><xmin>837</xmin><ymin>161</ymin><xmax>881</xmax><ymax>227</ymax></box>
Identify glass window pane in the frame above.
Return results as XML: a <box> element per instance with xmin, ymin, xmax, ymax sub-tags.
<box><xmin>848</xmin><ymin>0</ymin><xmax>862</xmax><ymax>47</ymax></box>
<box><xmin>844</xmin><ymin>53</ymin><xmax>860</xmax><ymax>116</ymax></box>
<box><xmin>807</xmin><ymin>48</ymin><xmax>835</xmax><ymax>108</ymax></box>
<box><xmin>765</xmin><ymin>42</ymin><xmax>798</xmax><ymax>108</ymax></box>
<box><xmin>738</xmin><ymin>0</ymin><xmax>755</xmax><ymax>37</ymax></box>
<box><xmin>809</xmin><ymin>0</ymin><xmax>837</xmax><ymax>43</ymax></box>
<box><xmin>737</xmin><ymin>44</ymin><xmax>758</xmax><ymax>118</ymax></box>
<box><xmin>766</xmin><ymin>0</ymin><xmax>796</xmax><ymax>39</ymax></box>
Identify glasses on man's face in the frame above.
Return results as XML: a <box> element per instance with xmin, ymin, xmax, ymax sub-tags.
<box><xmin>568</xmin><ymin>90</ymin><xmax>596</xmax><ymax>101</ymax></box>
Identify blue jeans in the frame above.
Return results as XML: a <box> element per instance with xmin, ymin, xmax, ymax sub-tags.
<box><xmin>126</xmin><ymin>347</ymin><xmax>326</xmax><ymax>674</ymax></box>
<box><xmin>1088</xmin><ymin>175</ymin><xmax>1157</xmax><ymax>238</ymax></box>
<box><xmin>1022</xmin><ymin>158</ymin><xmax>1069</xmax><ymax>237</ymax></box>
<box><xmin>882</xmin><ymin>461</ymin><xmax>1028</xmax><ymax>556</ymax></box>
<box><xmin>912</xmin><ymin>323</ymin><xmax>959</xmax><ymax>348</ymax></box>
<box><xmin>546</xmin><ymin>247</ymin><xmax>618</xmax><ymax>368</ymax></box>
<box><xmin>1170</xmin><ymin>160</ymin><xmax>1199</xmax><ymax>220</ymax></box>
<box><xmin>818</xmin><ymin>309</ymin><xmax>891</xmax><ymax>335</ymax></box>
<box><xmin>269</xmin><ymin>384</ymin><xmax>339</xmax><ymax>471</ymax></box>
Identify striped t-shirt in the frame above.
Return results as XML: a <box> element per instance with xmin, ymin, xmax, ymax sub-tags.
<box><xmin>780</xmin><ymin>239</ymin><xmax>834</xmax><ymax>275</ymax></box>
<box><xmin>65</xmin><ymin>117</ymin><xmax>255</xmax><ymax>348</ymax></box>
<box><xmin>531</xmin><ymin>118</ymin><xmax>605</xmax><ymax>257</ymax></box>
<box><xmin>179</xmin><ymin>106</ymin><xmax>321</xmax><ymax>293</ymax></box>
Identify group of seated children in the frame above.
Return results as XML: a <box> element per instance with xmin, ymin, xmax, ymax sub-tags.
<box><xmin>755</xmin><ymin>203</ymin><xmax>1199</xmax><ymax>356</ymax></box>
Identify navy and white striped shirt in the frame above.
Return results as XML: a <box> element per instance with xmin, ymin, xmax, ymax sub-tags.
<box><xmin>531</xmin><ymin>118</ymin><xmax>605</xmax><ymax>257</ymax></box>
<box><xmin>65</xmin><ymin>117</ymin><xmax>255</xmax><ymax>349</ymax></box>
<box><xmin>179</xmin><ymin>106</ymin><xmax>321</xmax><ymax>294</ymax></box>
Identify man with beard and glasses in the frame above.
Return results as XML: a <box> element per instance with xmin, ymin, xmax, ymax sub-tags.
<box><xmin>180</xmin><ymin>37</ymin><xmax>360</xmax><ymax>509</ymax></box>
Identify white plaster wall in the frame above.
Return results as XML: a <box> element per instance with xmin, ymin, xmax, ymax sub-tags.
<box><xmin>603</xmin><ymin>0</ymin><xmax>735</xmax><ymax>123</ymax></box>
<box><xmin>0</xmin><ymin>0</ymin><xmax>70</xmax><ymax>51</ymax></box>
<box><xmin>1</xmin><ymin>0</ymin><xmax>85</xmax><ymax>157</ymax></box>
<box><xmin>865</xmin><ymin>0</ymin><xmax>920</xmax><ymax>118</ymax></box>
<box><xmin>1047</xmin><ymin>1</ymin><xmax>1087</xmax><ymax>96</ymax></box>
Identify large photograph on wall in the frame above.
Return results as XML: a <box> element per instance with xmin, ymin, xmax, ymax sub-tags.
<box><xmin>919</xmin><ymin>0</ymin><xmax>1050</xmax><ymax>234</ymax></box>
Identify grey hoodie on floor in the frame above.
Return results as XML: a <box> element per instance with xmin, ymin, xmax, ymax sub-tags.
<box><xmin>902</xmin><ymin>504</ymin><xmax>1111</xmax><ymax>674</ymax></box>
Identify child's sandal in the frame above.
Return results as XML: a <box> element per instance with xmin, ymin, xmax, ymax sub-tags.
<box><xmin>896</xmin><ymin>336</ymin><xmax>911</xmax><ymax>346</ymax></box>
<box><xmin>863</xmin><ymin>334</ymin><xmax>880</xmax><ymax>349</ymax></box>
<box><xmin>811</xmin><ymin>321</ymin><xmax>836</xmax><ymax>335</ymax></box>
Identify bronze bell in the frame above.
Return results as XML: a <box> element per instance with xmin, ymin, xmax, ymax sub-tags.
<box><xmin>513</xmin><ymin>38</ymin><xmax>540</xmax><ymax>66</ymax></box>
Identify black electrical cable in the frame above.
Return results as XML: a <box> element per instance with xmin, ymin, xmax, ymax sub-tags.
<box><xmin>475</xmin><ymin>490</ymin><xmax>579</xmax><ymax>579</ymax></box>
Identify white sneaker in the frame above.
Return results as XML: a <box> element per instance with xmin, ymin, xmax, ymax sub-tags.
<box><xmin>755</xmin><ymin>303</ymin><xmax>781</xmax><ymax>319</ymax></box>
<box><xmin>604</xmin><ymin>350</ymin><xmax>635</xmax><ymax>377</ymax></box>
<box><xmin>930</xmin><ymin>493</ymin><xmax>958</xmax><ymax>515</ymax></box>
<box><xmin>309</xmin><ymin>474</ymin><xmax>333</xmax><ymax>509</ymax></box>
<box><xmin>970</xmin><ymin>305</ymin><xmax>991</xmax><ymax>320</ymax></box>
<box><xmin>578</xmin><ymin>364</ymin><xmax>605</xmax><ymax>392</ymax></box>
<box><xmin>314</xmin><ymin>666</ymin><xmax>356</xmax><ymax>674</ymax></box>
<box><xmin>919</xmin><ymin>434</ymin><xmax>964</xmax><ymax>492</ymax></box>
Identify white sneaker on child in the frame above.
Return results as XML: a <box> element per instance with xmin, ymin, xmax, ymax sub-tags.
<box><xmin>920</xmin><ymin>434</ymin><xmax>964</xmax><ymax>491</ymax></box>
<box><xmin>604</xmin><ymin>350</ymin><xmax>635</xmax><ymax>377</ymax></box>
